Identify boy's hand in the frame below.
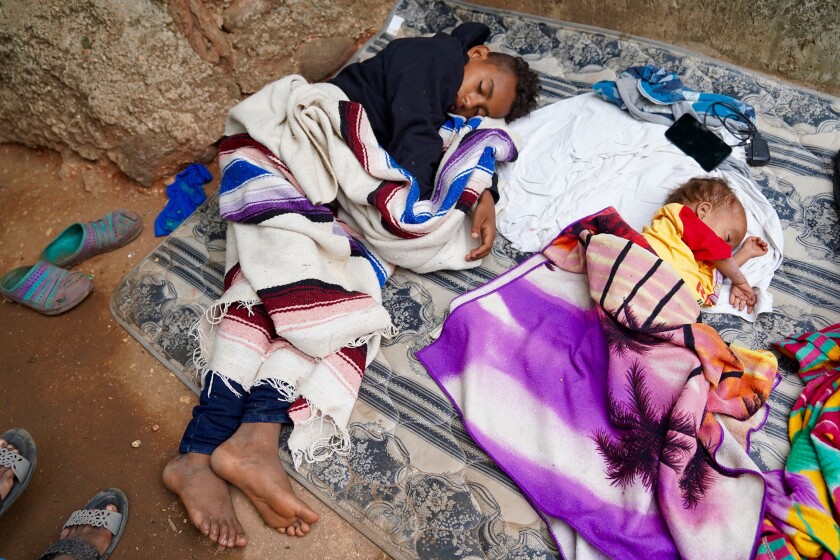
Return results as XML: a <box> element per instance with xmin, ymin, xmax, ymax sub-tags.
<box><xmin>730</xmin><ymin>281</ymin><xmax>758</xmax><ymax>313</ymax></box>
<box><xmin>466</xmin><ymin>190</ymin><xmax>496</xmax><ymax>261</ymax></box>
<box><xmin>738</xmin><ymin>236</ymin><xmax>769</xmax><ymax>260</ymax></box>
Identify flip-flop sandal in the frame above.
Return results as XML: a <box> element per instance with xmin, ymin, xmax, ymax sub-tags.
<box><xmin>0</xmin><ymin>428</ymin><xmax>37</xmax><ymax>518</ymax></box>
<box><xmin>39</xmin><ymin>488</ymin><xmax>129</xmax><ymax>560</ymax></box>
<box><xmin>0</xmin><ymin>261</ymin><xmax>92</xmax><ymax>316</ymax></box>
<box><xmin>40</xmin><ymin>209</ymin><xmax>143</xmax><ymax>269</ymax></box>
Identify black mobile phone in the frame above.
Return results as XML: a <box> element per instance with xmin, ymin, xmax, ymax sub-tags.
<box><xmin>665</xmin><ymin>113</ymin><xmax>733</xmax><ymax>172</ymax></box>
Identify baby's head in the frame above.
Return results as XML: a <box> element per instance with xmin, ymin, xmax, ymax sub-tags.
<box><xmin>450</xmin><ymin>46</ymin><xmax>539</xmax><ymax>122</ymax></box>
<box><xmin>665</xmin><ymin>177</ymin><xmax>747</xmax><ymax>249</ymax></box>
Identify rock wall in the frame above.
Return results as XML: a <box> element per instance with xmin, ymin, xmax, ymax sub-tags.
<box><xmin>471</xmin><ymin>0</ymin><xmax>840</xmax><ymax>97</ymax></box>
<box><xmin>0</xmin><ymin>0</ymin><xmax>836</xmax><ymax>187</ymax></box>
<box><xmin>0</xmin><ymin>0</ymin><xmax>389</xmax><ymax>186</ymax></box>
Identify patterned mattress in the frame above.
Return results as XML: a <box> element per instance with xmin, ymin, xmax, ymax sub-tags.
<box><xmin>110</xmin><ymin>1</ymin><xmax>840</xmax><ymax>558</ymax></box>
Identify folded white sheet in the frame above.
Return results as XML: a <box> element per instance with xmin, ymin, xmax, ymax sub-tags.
<box><xmin>497</xmin><ymin>93</ymin><xmax>783</xmax><ymax>321</ymax></box>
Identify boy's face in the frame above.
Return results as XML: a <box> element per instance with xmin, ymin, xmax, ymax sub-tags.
<box><xmin>450</xmin><ymin>46</ymin><xmax>517</xmax><ymax>119</ymax></box>
<box><xmin>699</xmin><ymin>202</ymin><xmax>748</xmax><ymax>249</ymax></box>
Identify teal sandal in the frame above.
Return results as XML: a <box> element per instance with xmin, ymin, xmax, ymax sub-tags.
<box><xmin>0</xmin><ymin>428</ymin><xmax>37</xmax><ymax>518</ymax></box>
<box><xmin>39</xmin><ymin>488</ymin><xmax>129</xmax><ymax>560</ymax></box>
<box><xmin>0</xmin><ymin>261</ymin><xmax>92</xmax><ymax>315</ymax></box>
<box><xmin>40</xmin><ymin>209</ymin><xmax>143</xmax><ymax>268</ymax></box>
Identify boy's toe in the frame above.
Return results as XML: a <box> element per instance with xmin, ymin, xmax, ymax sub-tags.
<box><xmin>209</xmin><ymin>524</ymin><xmax>219</xmax><ymax>542</ymax></box>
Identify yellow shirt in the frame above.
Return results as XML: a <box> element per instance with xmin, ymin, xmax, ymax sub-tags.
<box><xmin>641</xmin><ymin>203</ymin><xmax>732</xmax><ymax>307</ymax></box>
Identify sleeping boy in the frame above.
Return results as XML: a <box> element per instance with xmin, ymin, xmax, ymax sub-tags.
<box><xmin>330</xmin><ymin>21</ymin><xmax>539</xmax><ymax>260</ymax></box>
<box><xmin>641</xmin><ymin>177</ymin><xmax>768</xmax><ymax>313</ymax></box>
<box><xmin>162</xmin><ymin>22</ymin><xmax>540</xmax><ymax>549</ymax></box>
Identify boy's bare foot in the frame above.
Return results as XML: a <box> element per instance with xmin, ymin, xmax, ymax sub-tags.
<box><xmin>162</xmin><ymin>452</ymin><xmax>248</xmax><ymax>547</ymax></box>
<box><xmin>50</xmin><ymin>503</ymin><xmax>119</xmax><ymax>559</ymax></box>
<box><xmin>0</xmin><ymin>438</ymin><xmax>19</xmax><ymax>501</ymax></box>
<box><xmin>210</xmin><ymin>422</ymin><xmax>320</xmax><ymax>537</ymax></box>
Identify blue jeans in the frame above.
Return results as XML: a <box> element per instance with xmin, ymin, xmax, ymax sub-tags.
<box><xmin>179</xmin><ymin>371</ymin><xmax>292</xmax><ymax>455</ymax></box>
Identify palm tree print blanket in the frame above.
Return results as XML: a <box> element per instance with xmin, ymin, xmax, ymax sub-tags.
<box><xmin>418</xmin><ymin>207</ymin><xmax>778</xmax><ymax>559</ymax></box>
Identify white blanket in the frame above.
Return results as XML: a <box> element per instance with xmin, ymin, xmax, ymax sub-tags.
<box><xmin>497</xmin><ymin>92</ymin><xmax>783</xmax><ymax>321</ymax></box>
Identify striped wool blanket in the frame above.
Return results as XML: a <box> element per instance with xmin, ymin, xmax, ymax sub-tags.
<box><xmin>197</xmin><ymin>75</ymin><xmax>518</xmax><ymax>467</ymax></box>
<box><xmin>758</xmin><ymin>325</ymin><xmax>840</xmax><ymax>560</ymax></box>
<box><xmin>418</xmin><ymin>208</ymin><xmax>778</xmax><ymax>559</ymax></box>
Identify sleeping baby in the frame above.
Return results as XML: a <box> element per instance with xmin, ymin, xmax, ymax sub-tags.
<box><xmin>641</xmin><ymin>176</ymin><xmax>768</xmax><ymax>313</ymax></box>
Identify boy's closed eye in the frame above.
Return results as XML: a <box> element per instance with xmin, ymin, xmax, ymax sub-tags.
<box><xmin>452</xmin><ymin>45</ymin><xmax>517</xmax><ymax>120</ymax></box>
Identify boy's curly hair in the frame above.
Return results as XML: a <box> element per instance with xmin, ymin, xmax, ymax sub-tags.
<box><xmin>665</xmin><ymin>177</ymin><xmax>741</xmax><ymax>210</ymax></box>
<box><xmin>487</xmin><ymin>52</ymin><xmax>540</xmax><ymax>123</ymax></box>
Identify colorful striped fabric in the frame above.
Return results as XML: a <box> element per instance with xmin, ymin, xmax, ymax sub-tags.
<box><xmin>758</xmin><ymin>324</ymin><xmax>840</xmax><ymax>560</ymax></box>
<box><xmin>419</xmin><ymin>208</ymin><xmax>777</xmax><ymax>559</ymax></box>
<box><xmin>198</xmin><ymin>75</ymin><xmax>518</xmax><ymax>468</ymax></box>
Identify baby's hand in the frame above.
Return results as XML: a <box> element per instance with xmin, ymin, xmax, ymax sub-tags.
<box><xmin>730</xmin><ymin>281</ymin><xmax>757</xmax><ymax>313</ymax></box>
<box><xmin>738</xmin><ymin>236</ymin><xmax>769</xmax><ymax>260</ymax></box>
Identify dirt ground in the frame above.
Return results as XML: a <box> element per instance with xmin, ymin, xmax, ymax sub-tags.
<box><xmin>0</xmin><ymin>143</ymin><xmax>390</xmax><ymax>559</ymax></box>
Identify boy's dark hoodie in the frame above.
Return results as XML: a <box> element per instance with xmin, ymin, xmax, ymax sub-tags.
<box><xmin>329</xmin><ymin>22</ymin><xmax>491</xmax><ymax>200</ymax></box>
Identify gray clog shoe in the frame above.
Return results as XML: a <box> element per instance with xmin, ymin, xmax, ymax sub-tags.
<box><xmin>40</xmin><ymin>209</ymin><xmax>143</xmax><ymax>268</ymax></box>
<box><xmin>0</xmin><ymin>261</ymin><xmax>92</xmax><ymax>315</ymax></box>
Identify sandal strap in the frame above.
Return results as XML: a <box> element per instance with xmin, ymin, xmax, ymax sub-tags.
<box><xmin>0</xmin><ymin>446</ymin><xmax>30</xmax><ymax>483</ymax></box>
<box><xmin>39</xmin><ymin>537</ymin><xmax>100</xmax><ymax>560</ymax></box>
<box><xmin>64</xmin><ymin>508</ymin><xmax>123</xmax><ymax>535</ymax></box>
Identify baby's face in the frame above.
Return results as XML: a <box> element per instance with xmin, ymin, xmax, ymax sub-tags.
<box><xmin>450</xmin><ymin>46</ymin><xmax>516</xmax><ymax>119</ymax></box>
<box><xmin>703</xmin><ymin>203</ymin><xmax>747</xmax><ymax>249</ymax></box>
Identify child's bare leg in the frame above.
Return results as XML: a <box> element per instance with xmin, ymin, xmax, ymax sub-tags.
<box><xmin>163</xmin><ymin>368</ymin><xmax>252</xmax><ymax>547</ymax></box>
<box><xmin>210</xmin><ymin>422</ymin><xmax>320</xmax><ymax>536</ymax></box>
<box><xmin>163</xmin><ymin>452</ymin><xmax>248</xmax><ymax>547</ymax></box>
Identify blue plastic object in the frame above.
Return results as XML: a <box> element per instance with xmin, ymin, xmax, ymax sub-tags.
<box><xmin>154</xmin><ymin>163</ymin><xmax>212</xmax><ymax>236</ymax></box>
